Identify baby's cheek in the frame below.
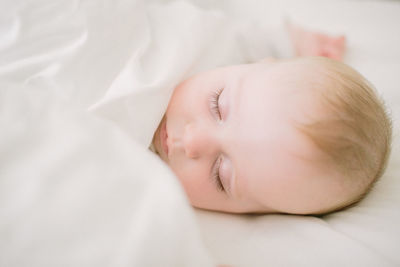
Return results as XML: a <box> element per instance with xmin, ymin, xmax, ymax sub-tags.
<box><xmin>173</xmin><ymin>167</ymin><xmax>216</xmax><ymax>207</ymax></box>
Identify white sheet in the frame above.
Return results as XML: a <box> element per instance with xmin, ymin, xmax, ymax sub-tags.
<box><xmin>1</xmin><ymin>0</ymin><xmax>399</xmax><ymax>266</ymax></box>
<box><xmin>0</xmin><ymin>0</ymin><xmax>215</xmax><ymax>266</ymax></box>
<box><xmin>0</xmin><ymin>82</ymin><xmax>213</xmax><ymax>266</ymax></box>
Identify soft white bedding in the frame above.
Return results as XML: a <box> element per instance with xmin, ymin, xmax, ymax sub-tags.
<box><xmin>1</xmin><ymin>0</ymin><xmax>399</xmax><ymax>266</ymax></box>
<box><xmin>0</xmin><ymin>1</ymin><xmax>215</xmax><ymax>266</ymax></box>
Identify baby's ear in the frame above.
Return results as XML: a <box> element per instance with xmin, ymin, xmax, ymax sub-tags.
<box><xmin>257</xmin><ymin>57</ymin><xmax>278</xmax><ymax>64</ymax></box>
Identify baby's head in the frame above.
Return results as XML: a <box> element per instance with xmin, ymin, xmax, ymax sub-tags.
<box><xmin>152</xmin><ymin>57</ymin><xmax>392</xmax><ymax>215</ymax></box>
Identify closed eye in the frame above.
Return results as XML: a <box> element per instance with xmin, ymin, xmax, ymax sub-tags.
<box><xmin>209</xmin><ymin>88</ymin><xmax>226</xmax><ymax>193</ymax></box>
<box><xmin>212</xmin><ymin>156</ymin><xmax>225</xmax><ymax>192</ymax></box>
<box><xmin>209</xmin><ymin>88</ymin><xmax>223</xmax><ymax>121</ymax></box>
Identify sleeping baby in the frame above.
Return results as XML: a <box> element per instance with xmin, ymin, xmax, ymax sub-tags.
<box><xmin>151</xmin><ymin>24</ymin><xmax>392</xmax><ymax>215</ymax></box>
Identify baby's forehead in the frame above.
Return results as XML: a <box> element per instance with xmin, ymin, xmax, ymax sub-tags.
<box><xmin>221</xmin><ymin>61</ymin><xmax>323</xmax><ymax>95</ymax></box>
<box><xmin>228</xmin><ymin>68</ymin><xmax>320</xmax><ymax>152</ymax></box>
<box><xmin>227</xmin><ymin>62</ymin><xmax>328</xmax><ymax>170</ymax></box>
<box><xmin>241</xmin><ymin>64</ymin><xmax>321</xmax><ymax>116</ymax></box>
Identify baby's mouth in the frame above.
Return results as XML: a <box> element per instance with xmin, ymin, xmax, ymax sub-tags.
<box><xmin>160</xmin><ymin>117</ymin><xmax>169</xmax><ymax>158</ymax></box>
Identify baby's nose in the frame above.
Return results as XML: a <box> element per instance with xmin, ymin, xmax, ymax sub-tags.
<box><xmin>183</xmin><ymin>123</ymin><xmax>213</xmax><ymax>159</ymax></box>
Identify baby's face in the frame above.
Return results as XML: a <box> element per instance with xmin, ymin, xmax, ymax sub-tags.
<box><xmin>153</xmin><ymin>61</ymin><xmax>351</xmax><ymax>215</ymax></box>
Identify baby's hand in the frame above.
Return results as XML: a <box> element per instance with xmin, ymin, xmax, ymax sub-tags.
<box><xmin>287</xmin><ymin>23</ymin><xmax>346</xmax><ymax>61</ymax></box>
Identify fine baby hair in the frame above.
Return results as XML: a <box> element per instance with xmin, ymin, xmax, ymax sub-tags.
<box><xmin>289</xmin><ymin>57</ymin><xmax>392</xmax><ymax>214</ymax></box>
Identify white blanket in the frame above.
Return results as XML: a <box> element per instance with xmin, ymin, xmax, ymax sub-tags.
<box><xmin>0</xmin><ymin>0</ymin><xmax>219</xmax><ymax>266</ymax></box>
<box><xmin>1</xmin><ymin>0</ymin><xmax>399</xmax><ymax>266</ymax></box>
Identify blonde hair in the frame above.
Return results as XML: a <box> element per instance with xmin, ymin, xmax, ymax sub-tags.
<box><xmin>290</xmin><ymin>57</ymin><xmax>392</xmax><ymax>214</ymax></box>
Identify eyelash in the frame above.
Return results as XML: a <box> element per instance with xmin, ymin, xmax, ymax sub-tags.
<box><xmin>210</xmin><ymin>88</ymin><xmax>224</xmax><ymax>192</ymax></box>
<box><xmin>212</xmin><ymin>156</ymin><xmax>225</xmax><ymax>192</ymax></box>
<box><xmin>210</xmin><ymin>88</ymin><xmax>223</xmax><ymax>120</ymax></box>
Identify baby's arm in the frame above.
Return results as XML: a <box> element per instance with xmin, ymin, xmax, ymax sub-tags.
<box><xmin>287</xmin><ymin>22</ymin><xmax>346</xmax><ymax>60</ymax></box>
<box><xmin>232</xmin><ymin>17</ymin><xmax>346</xmax><ymax>62</ymax></box>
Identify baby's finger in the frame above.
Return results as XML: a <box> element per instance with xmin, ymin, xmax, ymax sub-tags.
<box><xmin>333</xmin><ymin>35</ymin><xmax>346</xmax><ymax>48</ymax></box>
<box><xmin>323</xmin><ymin>45</ymin><xmax>345</xmax><ymax>60</ymax></box>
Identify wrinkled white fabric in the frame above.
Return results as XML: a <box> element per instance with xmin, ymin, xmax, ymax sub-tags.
<box><xmin>89</xmin><ymin>1</ymin><xmax>291</xmax><ymax>147</ymax></box>
<box><xmin>0</xmin><ymin>81</ymin><xmax>213</xmax><ymax>266</ymax></box>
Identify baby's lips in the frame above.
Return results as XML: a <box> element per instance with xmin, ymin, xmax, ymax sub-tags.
<box><xmin>161</xmin><ymin>118</ymin><xmax>169</xmax><ymax>157</ymax></box>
